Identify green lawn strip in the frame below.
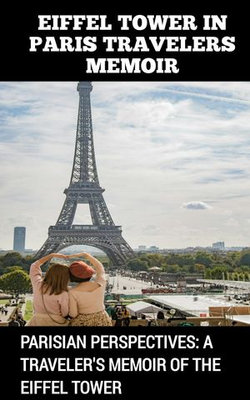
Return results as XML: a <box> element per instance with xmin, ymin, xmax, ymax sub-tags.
<box><xmin>24</xmin><ymin>300</ymin><xmax>33</xmax><ymax>321</ymax></box>
<box><xmin>0</xmin><ymin>299</ymin><xmax>11</xmax><ymax>304</ymax></box>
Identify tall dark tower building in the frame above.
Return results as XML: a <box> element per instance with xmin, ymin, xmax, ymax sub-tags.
<box><xmin>13</xmin><ymin>227</ymin><xmax>26</xmax><ymax>252</ymax></box>
<box><xmin>36</xmin><ymin>82</ymin><xmax>134</xmax><ymax>266</ymax></box>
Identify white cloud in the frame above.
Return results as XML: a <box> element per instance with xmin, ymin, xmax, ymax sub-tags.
<box><xmin>182</xmin><ymin>201</ymin><xmax>212</xmax><ymax>210</ymax></box>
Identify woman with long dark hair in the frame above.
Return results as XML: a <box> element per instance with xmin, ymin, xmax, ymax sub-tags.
<box><xmin>27</xmin><ymin>253</ymin><xmax>70</xmax><ymax>326</ymax></box>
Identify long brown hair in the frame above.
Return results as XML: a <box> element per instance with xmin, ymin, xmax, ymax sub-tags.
<box><xmin>41</xmin><ymin>263</ymin><xmax>69</xmax><ymax>295</ymax></box>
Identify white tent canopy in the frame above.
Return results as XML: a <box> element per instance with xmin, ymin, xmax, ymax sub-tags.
<box><xmin>228</xmin><ymin>315</ymin><xmax>250</xmax><ymax>325</ymax></box>
<box><xmin>126</xmin><ymin>301</ymin><xmax>163</xmax><ymax>317</ymax></box>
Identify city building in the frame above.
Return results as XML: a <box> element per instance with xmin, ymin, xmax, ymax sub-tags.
<box><xmin>148</xmin><ymin>246</ymin><xmax>159</xmax><ymax>252</ymax></box>
<box><xmin>13</xmin><ymin>227</ymin><xmax>26</xmax><ymax>252</ymax></box>
<box><xmin>138</xmin><ymin>245</ymin><xmax>147</xmax><ymax>250</ymax></box>
<box><xmin>212</xmin><ymin>241</ymin><xmax>225</xmax><ymax>250</ymax></box>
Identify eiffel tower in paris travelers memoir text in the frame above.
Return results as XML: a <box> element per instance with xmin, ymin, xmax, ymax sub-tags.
<box><xmin>36</xmin><ymin>82</ymin><xmax>134</xmax><ymax>266</ymax></box>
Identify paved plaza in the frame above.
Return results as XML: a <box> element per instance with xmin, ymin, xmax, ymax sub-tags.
<box><xmin>107</xmin><ymin>274</ymin><xmax>152</xmax><ymax>295</ymax></box>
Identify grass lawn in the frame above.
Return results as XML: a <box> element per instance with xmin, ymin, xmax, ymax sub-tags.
<box><xmin>24</xmin><ymin>300</ymin><xmax>33</xmax><ymax>321</ymax></box>
<box><xmin>0</xmin><ymin>299</ymin><xmax>9</xmax><ymax>304</ymax></box>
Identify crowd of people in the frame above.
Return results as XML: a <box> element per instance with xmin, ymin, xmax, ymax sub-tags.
<box><xmin>106</xmin><ymin>305</ymin><xmax>131</xmax><ymax>326</ymax></box>
<box><xmin>0</xmin><ymin>303</ymin><xmax>27</xmax><ymax>326</ymax></box>
<box><xmin>8</xmin><ymin>311</ymin><xmax>26</xmax><ymax>327</ymax></box>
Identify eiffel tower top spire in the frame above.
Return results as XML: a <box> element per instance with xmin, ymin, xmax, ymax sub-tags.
<box><xmin>70</xmin><ymin>81</ymin><xmax>99</xmax><ymax>185</ymax></box>
<box><xmin>77</xmin><ymin>81</ymin><xmax>93</xmax><ymax>91</ymax></box>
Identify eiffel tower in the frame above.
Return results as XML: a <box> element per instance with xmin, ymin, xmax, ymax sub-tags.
<box><xmin>36</xmin><ymin>81</ymin><xmax>134</xmax><ymax>266</ymax></box>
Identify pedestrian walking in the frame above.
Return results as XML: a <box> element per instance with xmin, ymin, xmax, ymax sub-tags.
<box><xmin>8</xmin><ymin>317</ymin><xmax>20</xmax><ymax>327</ymax></box>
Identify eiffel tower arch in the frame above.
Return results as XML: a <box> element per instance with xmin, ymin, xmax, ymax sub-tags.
<box><xmin>36</xmin><ymin>81</ymin><xmax>135</xmax><ymax>266</ymax></box>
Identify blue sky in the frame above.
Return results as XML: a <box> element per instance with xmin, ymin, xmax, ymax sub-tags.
<box><xmin>1</xmin><ymin>81</ymin><xmax>250</xmax><ymax>251</ymax></box>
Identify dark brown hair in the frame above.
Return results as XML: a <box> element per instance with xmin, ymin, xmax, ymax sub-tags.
<box><xmin>69</xmin><ymin>271</ymin><xmax>91</xmax><ymax>283</ymax></box>
<box><xmin>41</xmin><ymin>263</ymin><xmax>69</xmax><ymax>295</ymax></box>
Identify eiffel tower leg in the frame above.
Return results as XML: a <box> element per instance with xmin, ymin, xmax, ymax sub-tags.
<box><xmin>94</xmin><ymin>234</ymin><xmax>134</xmax><ymax>267</ymax></box>
<box><xmin>35</xmin><ymin>238</ymin><xmax>62</xmax><ymax>259</ymax></box>
<box><xmin>56</xmin><ymin>197</ymin><xmax>77</xmax><ymax>226</ymax></box>
<box><xmin>117</xmin><ymin>242</ymin><xmax>135</xmax><ymax>260</ymax></box>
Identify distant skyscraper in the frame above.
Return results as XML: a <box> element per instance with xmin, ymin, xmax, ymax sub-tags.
<box><xmin>13</xmin><ymin>227</ymin><xmax>26</xmax><ymax>252</ymax></box>
<box><xmin>212</xmin><ymin>241</ymin><xmax>225</xmax><ymax>250</ymax></box>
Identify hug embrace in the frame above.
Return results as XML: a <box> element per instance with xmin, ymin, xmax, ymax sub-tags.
<box><xmin>27</xmin><ymin>252</ymin><xmax>112</xmax><ymax>327</ymax></box>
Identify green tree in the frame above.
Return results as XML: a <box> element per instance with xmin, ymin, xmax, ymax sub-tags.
<box><xmin>194</xmin><ymin>263</ymin><xmax>206</xmax><ymax>273</ymax></box>
<box><xmin>165</xmin><ymin>254</ymin><xmax>181</xmax><ymax>265</ymax></box>
<box><xmin>2</xmin><ymin>252</ymin><xmax>23</xmax><ymax>267</ymax></box>
<box><xmin>187</xmin><ymin>264</ymin><xmax>195</xmax><ymax>273</ymax></box>
<box><xmin>165</xmin><ymin>264</ymin><xmax>181</xmax><ymax>273</ymax></box>
<box><xmin>5</xmin><ymin>266</ymin><xmax>25</xmax><ymax>273</ymax></box>
<box><xmin>223</xmin><ymin>252</ymin><xmax>240</xmax><ymax>268</ymax></box>
<box><xmin>179</xmin><ymin>255</ymin><xmax>195</xmax><ymax>267</ymax></box>
<box><xmin>204</xmin><ymin>269</ymin><xmax>212</xmax><ymax>279</ymax></box>
<box><xmin>146</xmin><ymin>254</ymin><xmax>164</xmax><ymax>267</ymax></box>
<box><xmin>0</xmin><ymin>270</ymin><xmax>31</xmax><ymax>296</ymax></box>
<box><xmin>231</xmin><ymin>272</ymin><xmax>238</xmax><ymax>280</ymax></box>
<box><xmin>126</xmin><ymin>259</ymin><xmax>148</xmax><ymax>271</ymax></box>
<box><xmin>210</xmin><ymin>266</ymin><xmax>228</xmax><ymax>279</ymax></box>
<box><xmin>239</xmin><ymin>251</ymin><xmax>250</xmax><ymax>266</ymax></box>
<box><xmin>244</xmin><ymin>272</ymin><xmax>250</xmax><ymax>281</ymax></box>
<box><xmin>0</xmin><ymin>252</ymin><xmax>33</xmax><ymax>275</ymax></box>
<box><xmin>195</xmin><ymin>252</ymin><xmax>212</xmax><ymax>267</ymax></box>
<box><xmin>239</xmin><ymin>265</ymin><xmax>250</xmax><ymax>272</ymax></box>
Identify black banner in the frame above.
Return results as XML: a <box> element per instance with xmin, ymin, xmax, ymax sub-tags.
<box><xmin>0</xmin><ymin>4</ymin><xmax>249</xmax><ymax>80</ymax></box>
<box><xmin>1</xmin><ymin>327</ymin><xmax>249</xmax><ymax>398</ymax></box>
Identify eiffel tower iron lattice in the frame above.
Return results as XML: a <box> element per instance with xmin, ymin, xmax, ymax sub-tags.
<box><xmin>36</xmin><ymin>81</ymin><xmax>134</xmax><ymax>266</ymax></box>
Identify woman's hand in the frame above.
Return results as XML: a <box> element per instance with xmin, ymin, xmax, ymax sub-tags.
<box><xmin>67</xmin><ymin>252</ymin><xmax>89</xmax><ymax>259</ymax></box>
<box><xmin>35</xmin><ymin>252</ymin><xmax>68</xmax><ymax>267</ymax></box>
<box><xmin>53</xmin><ymin>253</ymin><xmax>69</xmax><ymax>259</ymax></box>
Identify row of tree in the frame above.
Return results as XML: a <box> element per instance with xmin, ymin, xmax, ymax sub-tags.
<box><xmin>0</xmin><ymin>252</ymin><xmax>110</xmax><ymax>276</ymax></box>
<box><xmin>2</xmin><ymin>249</ymin><xmax>250</xmax><ymax>273</ymax></box>
<box><xmin>0</xmin><ymin>252</ymin><xmax>33</xmax><ymax>275</ymax></box>
<box><xmin>125</xmin><ymin>250</ymin><xmax>250</xmax><ymax>280</ymax></box>
<box><xmin>1</xmin><ymin>250</ymin><xmax>250</xmax><ymax>295</ymax></box>
<box><xmin>0</xmin><ymin>267</ymin><xmax>31</xmax><ymax>296</ymax></box>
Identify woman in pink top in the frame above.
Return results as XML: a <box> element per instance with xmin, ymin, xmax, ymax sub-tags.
<box><xmin>68</xmin><ymin>252</ymin><xmax>112</xmax><ymax>326</ymax></box>
<box><xmin>27</xmin><ymin>253</ymin><xmax>70</xmax><ymax>326</ymax></box>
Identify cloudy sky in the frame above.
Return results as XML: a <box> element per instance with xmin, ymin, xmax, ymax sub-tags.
<box><xmin>0</xmin><ymin>81</ymin><xmax>250</xmax><ymax>251</ymax></box>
